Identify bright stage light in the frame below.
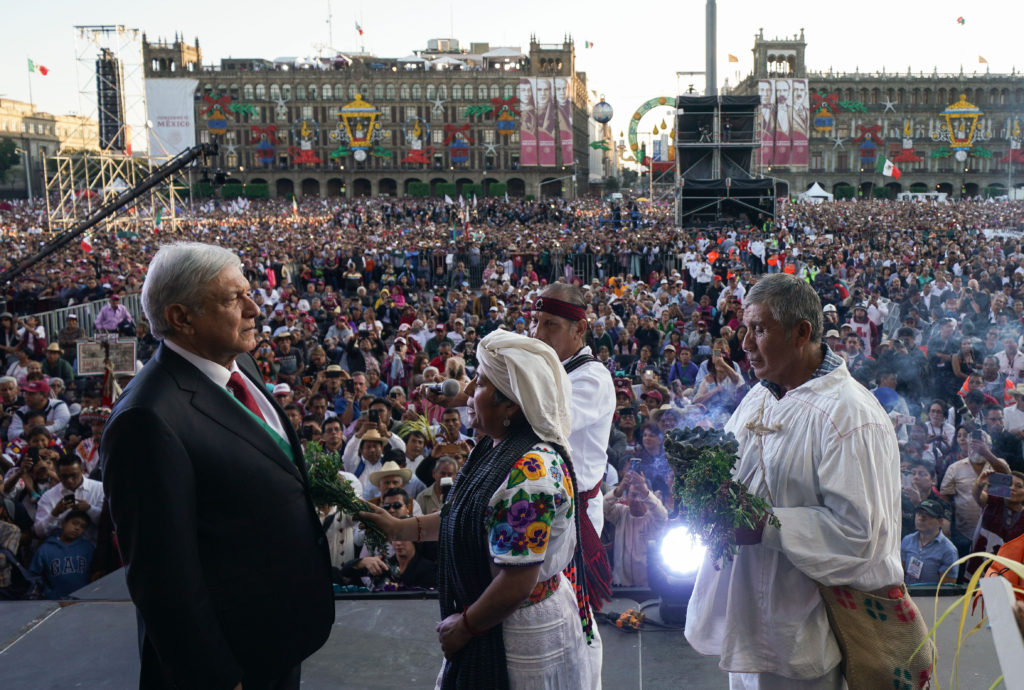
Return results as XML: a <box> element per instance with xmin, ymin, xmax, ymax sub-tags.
<box><xmin>659</xmin><ymin>525</ymin><xmax>706</xmax><ymax>577</ymax></box>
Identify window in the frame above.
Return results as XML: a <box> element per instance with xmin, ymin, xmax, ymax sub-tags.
<box><xmin>400</xmin><ymin>84</ymin><xmax>410</xmax><ymax>100</ymax></box>
<box><xmin>250</xmin><ymin>107</ymin><xmax>261</xmax><ymax>123</ymax></box>
<box><xmin>296</xmin><ymin>85</ymin><xmax>307</xmax><ymax>100</ymax></box>
<box><xmin>483</xmin><ymin>129</ymin><xmax>495</xmax><ymax>144</ymax></box>
<box><xmin>243</xmin><ymin>84</ymin><xmax>254</xmax><ymax>99</ymax></box>
<box><xmin>335</xmin><ymin>84</ymin><xmax>345</xmax><ymax>100</ymax></box>
<box><xmin>432</xmin><ymin>129</ymin><xmax>443</xmax><ymax>144</ymax></box>
<box><xmin>386</xmin><ymin>83</ymin><xmax>396</xmax><ymax>99</ymax></box>
<box><xmin>504</xmin><ymin>84</ymin><xmax>514</xmax><ymax>99</ymax></box>
<box><xmin>452</xmin><ymin>85</ymin><xmax>462</xmax><ymax>100</ymax></box>
<box><xmin>270</xmin><ymin>84</ymin><xmax>281</xmax><ymax>101</ymax></box>
<box><xmin>309</xmin><ymin>85</ymin><xmax>318</xmax><ymax>101</ymax></box>
<box><xmin>478</xmin><ymin>85</ymin><xmax>488</xmax><ymax>99</ymax></box>
<box><xmin>437</xmin><ymin>85</ymin><xmax>447</xmax><ymax>99</ymax></box>
<box><xmin>282</xmin><ymin>85</ymin><xmax>292</xmax><ymax>100</ymax></box>
<box><xmin>490</xmin><ymin>85</ymin><xmax>500</xmax><ymax>99</ymax></box>
<box><xmin>349</xmin><ymin>84</ymin><xmax>358</xmax><ymax>98</ymax></box>
<box><xmin>426</xmin><ymin>84</ymin><xmax>435</xmax><ymax>100</ymax></box>
<box><xmin>302</xmin><ymin>105</ymin><xmax>313</xmax><ymax>119</ymax></box>
<box><xmin>412</xmin><ymin>84</ymin><xmax>422</xmax><ymax>99</ymax></box>
<box><xmin>374</xmin><ymin>84</ymin><xmax>384</xmax><ymax>100</ymax></box>
<box><xmin>405</xmin><ymin>106</ymin><xmax>418</xmax><ymax>120</ymax></box>
<box><xmin>322</xmin><ymin>85</ymin><xmax>332</xmax><ymax>100</ymax></box>
<box><xmin>256</xmin><ymin>84</ymin><xmax>266</xmax><ymax>100</ymax></box>
<box><xmin>360</xmin><ymin>84</ymin><xmax>370</xmax><ymax>97</ymax></box>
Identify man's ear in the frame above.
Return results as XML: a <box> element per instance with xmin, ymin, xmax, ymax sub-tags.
<box><xmin>165</xmin><ymin>304</ymin><xmax>192</xmax><ymax>335</ymax></box>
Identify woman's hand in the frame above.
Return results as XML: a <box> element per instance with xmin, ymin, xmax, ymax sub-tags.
<box><xmin>437</xmin><ymin>613</ymin><xmax>472</xmax><ymax>660</ymax></box>
<box><xmin>357</xmin><ymin>556</ymin><xmax>389</xmax><ymax>576</ymax></box>
<box><xmin>358</xmin><ymin>502</ymin><xmax>410</xmax><ymax>540</ymax></box>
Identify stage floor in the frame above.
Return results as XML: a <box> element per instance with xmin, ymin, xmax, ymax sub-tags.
<box><xmin>0</xmin><ymin>570</ymin><xmax>1005</xmax><ymax>689</ymax></box>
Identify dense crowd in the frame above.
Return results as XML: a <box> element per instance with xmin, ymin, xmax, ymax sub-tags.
<box><xmin>2</xmin><ymin>193</ymin><xmax>1024</xmax><ymax>599</ymax></box>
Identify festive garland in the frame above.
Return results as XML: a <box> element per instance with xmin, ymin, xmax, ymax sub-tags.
<box><xmin>930</xmin><ymin>147</ymin><xmax>952</xmax><ymax>159</ymax></box>
<box><xmin>665</xmin><ymin>427</ymin><xmax>779</xmax><ymax>566</ymax></box>
<box><xmin>465</xmin><ymin>104</ymin><xmax>493</xmax><ymax>118</ymax></box>
<box><xmin>970</xmin><ymin>146</ymin><xmax>992</xmax><ymax>158</ymax></box>
<box><xmin>839</xmin><ymin>100</ymin><xmax>868</xmax><ymax>113</ymax></box>
<box><xmin>229</xmin><ymin>103</ymin><xmax>260</xmax><ymax>117</ymax></box>
<box><xmin>589</xmin><ymin>140</ymin><xmax>610</xmax><ymax>150</ymax></box>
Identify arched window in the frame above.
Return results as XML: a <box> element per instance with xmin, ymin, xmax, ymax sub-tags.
<box><xmin>412</xmin><ymin>84</ymin><xmax>422</xmax><ymax>99</ymax></box>
<box><xmin>452</xmin><ymin>85</ymin><xmax>462</xmax><ymax>100</ymax></box>
<box><xmin>348</xmin><ymin>84</ymin><xmax>358</xmax><ymax>98</ymax></box>
<box><xmin>437</xmin><ymin>85</ymin><xmax>447</xmax><ymax>99</ymax></box>
<box><xmin>270</xmin><ymin>84</ymin><xmax>281</xmax><ymax>101</ymax></box>
<box><xmin>504</xmin><ymin>84</ymin><xmax>514</xmax><ymax>99</ymax></box>
<box><xmin>374</xmin><ymin>84</ymin><xmax>384</xmax><ymax>100</ymax></box>
<box><xmin>243</xmin><ymin>84</ymin><xmax>254</xmax><ymax>100</ymax></box>
<box><xmin>229</xmin><ymin>84</ymin><xmax>240</xmax><ymax>100</ymax></box>
<box><xmin>296</xmin><ymin>84</ymin><xmax>307</xmax><ymax>100</ymax></box>
<box><xmin>335</xmin><ymin>84</ymin><xmax>345</xmax><ymax>100</ymax></box>
<box><xmin>282</xmin><ymin>84</ymin><xmax>292</xmax><ymax>100</ymax></box>
<box><xmin>322</xmin><ymin>85</ymin><xmax>332</xmax><ymax>100</ymax></box>
<box><xmin>478</xmin><ymin>85</ymin><xmax>488</xmax><ymax>100</ymax></box>
<box><xmin>400</xmin><ymin>84</ymin><xmax>410</xmax><ymax>100</ymax></box>
<box><xmin>386</xmin><ymin>83</ymin><xmax>396</xmax><ymax>99</ymax></box>
<box><xmin>426</xmin><ymin>84</ymin><xmax>435</xmax><ymax>100</ymax></box>
<box><xmin>309</xmin><ymin>85</ymin><xmax>318</xmax><ymax>100</ymax></box>
<box><xmin>490</xmin><ymin>84</ymin><xmax>500</xmax><ymax>99</ymax></box>
<box><xmin>255</xmin><ymin>84</ymin><xmax>266</xmax><ymax>100</ymax></box>
<box><xmin>360</xmin><ymin>84</ymin><xmax>370</xmax><ymax>96</ymax></box>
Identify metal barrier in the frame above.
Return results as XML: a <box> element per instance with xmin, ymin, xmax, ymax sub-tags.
<box><xmin>30</xmin><ymin>293</ymin><xmax>144</xmax><ymax>342</ymax></box>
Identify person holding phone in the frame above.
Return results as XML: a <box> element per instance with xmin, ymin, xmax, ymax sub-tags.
<box><xmin>33</xmin><ymin>453</ymin><xmax>103</xmax><ymax>540</ymax></box>
<box><xmin>969</xmin><ymin>469</ymin><xmax>1024</xmax><ymax>568</ymax></box>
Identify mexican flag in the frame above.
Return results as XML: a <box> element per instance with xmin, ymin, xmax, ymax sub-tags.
<box><xmin>27</xmin><ymin>59</ymin><xmax>49</xmax><ymax>76</ymax></box>
<box><xmin>875</xmin><ymin>155</ymin><xmax>901</xmax><ymax>178</ymax></box>
<box><xmin>154</xmin><ymin>208</ymin><xmax>163</xmax><ymax>232</ymax></box>
<box><xmin>291</xmin><ymin>197</ymin><xmax>298</xmax><ymax>216</ymax></box>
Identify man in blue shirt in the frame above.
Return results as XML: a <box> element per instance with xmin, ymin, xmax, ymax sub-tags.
<box><xmin>901</xmin><ymin>498</ymin><xmax>958</xmax><ymax>585</ymax></box>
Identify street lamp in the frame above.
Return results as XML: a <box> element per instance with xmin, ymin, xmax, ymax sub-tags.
<box><xmin>14</xmin><ymin>145</ymin><xmax>32</xmax><ymax>201</ymax></box>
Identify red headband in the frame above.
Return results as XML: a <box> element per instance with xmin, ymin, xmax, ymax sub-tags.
<box><xmin>534</xmin><ymin>297</ymin><xmax>586</xmax><ymax>322</ymax></box>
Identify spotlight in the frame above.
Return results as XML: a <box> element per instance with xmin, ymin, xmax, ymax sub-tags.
<box><xmin>647</xmin><ymin>525</ymin><xmax>706</xmax><ymax>626</ymax></box>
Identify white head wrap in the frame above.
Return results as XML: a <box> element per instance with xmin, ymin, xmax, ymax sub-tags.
<box><xmin>475</xmin><ymin>329</ymin><xmax>573</xmax><ymax>454</ymax></box>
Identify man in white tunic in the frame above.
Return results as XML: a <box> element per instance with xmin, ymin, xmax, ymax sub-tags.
<box><xmin>685</xmin><ymin>273</ymin><xmax>903</xmax><ymax>690</ymax></box>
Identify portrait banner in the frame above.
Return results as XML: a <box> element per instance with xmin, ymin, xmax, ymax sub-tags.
<box><xmin>535</xmin><ymin>78</ymin><xmax>557</xmax><ymax>166</ymax></box>
<box><xmin>76</xmin><ymin>340</ymin><xmax>138</xmax><ymax>376</ymax></box>
<box><xmin>772</xmin><ymin>79</ymin><xmax>793</xmax><ymax>166</ymax></box>
<box><xmin>758</xmin><ymin>79</ymin><xmax>775</xmax><ymax>167</ymax></box>
<box><xmin>555</xmin><ymin>76</ymin><xmax>573</xmax><ymax>165</ymax></box>
<box><xmin>790</xmin><ymin>78</ymin><xmax>809</xmax><ymax>169</ymax></box>
<box><xmin>145</xmin><ymin>78</ymin><xmax>199</xmax><ymax>158</ymax></box>
<box><xmin>518</xmin><ymin>78</ymin><xmax>538</xmax><ymax>166</ymax></box>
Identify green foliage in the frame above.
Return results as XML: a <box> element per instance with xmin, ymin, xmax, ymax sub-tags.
<box><xmin>872</xmin><ymin>186</ymin><xmax>892</xmax><ymax>199</ymax></box>
<box><xmin>192</xmin><ymin>182</ymin><xmax>215</xmax><ymax>197</ymax></box>
<box><xmin>305</xmin><ymin>441</ymin><xmax>389</xmax><ymax>557</ymax></box>
<box><xmin>395</xmin><ymin>413</ymin><xmax>436</xmax><ymax>445</ymax></box>
<box><xmin>243</xmin><ymin>183</ymin><xmax>270</xmax><ymax>199</ymax></box>
<box><xmin>665</xmin><ymin>427</ymin><xmax>779</xmax><ymax>565</ymax></box>
<box><xmin>0</xmin><ymin>137</ymin><xmax>20</xmax><ymax>183</ymax></box>
<box><xmin>220</xmin><ymin>183</ymin><xmax>245</xmax><ymax>199</ymax></box>
<box><xmin>604</xmin><ymin>176</ymin><xmax>620</xmax><ymax>192</ymax></box>
<box><xmin>407</xmin><ymin>181</ymin><xmax>430</xmax><ymax>197</ymax></box>
<box><xmin>435</xmin><ymin>182</ymin><xmax>457</xmax><ymax>198</ymax></box>
<box><xmin>487</xmin><ymin>182</ymin><xmax>507</xmax><ymax>197</ymax></box>
<box><xmin>462</xmin><ymin>183</ymin><xmax>483</xmax><ymax>199</ymax></box>
<box><xmin>833</xmin><ymin>184</ymin><xmax>856</xmax><ymax>200</ymax></box>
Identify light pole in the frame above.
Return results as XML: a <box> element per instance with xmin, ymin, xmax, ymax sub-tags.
<box><xmin>15</xmin><ymin>145</ymin><xmax>32</xmax><ymax>201</ymax></box>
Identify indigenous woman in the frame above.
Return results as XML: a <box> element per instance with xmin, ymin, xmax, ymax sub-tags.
<box><xmin>362</xmin><ymin>329</ymin><xmax>595</xmax><ymax>689</ymax></box>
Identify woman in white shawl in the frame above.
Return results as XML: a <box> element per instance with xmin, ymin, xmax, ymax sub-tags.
<box><xmin>362</xmin><ymin>329</ymin><xmax>596</xmax><ymax>689</ymax></box>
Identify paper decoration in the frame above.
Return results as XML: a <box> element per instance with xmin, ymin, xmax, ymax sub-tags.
<box><xmin>201</xmin><ymin>95</ymin><xmax>233</xmax><ymax>136</ymax></box>
<box><xmin>229</xmin><ymin>103</ymin><xmax>260</xmax><ymax>117</ymax></box>
<box><xmin>444</xmin><ymin>123</ymin><xmax>474</xmax><ymax>164</ymax></box>
<box><xmin>492</xmin><ymin>97</ymin><xmax>519</xmax><ymax>136</ymax></box>
<box><xmin>250</xmin><ymin>125</ymin><xmax>278</xmax><ymax>166</ymax></box>
<box><xmin>289</xmin><ymin>118</ymin><xmax>322</xmax><ymax>165</ymax></box>
<box><xmin>401</xmin><ymin>117</ymin><xmax>433</xmax><ymax>164</ymax></box>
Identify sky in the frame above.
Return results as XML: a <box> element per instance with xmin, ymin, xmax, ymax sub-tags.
<box><xmin>2</xmin><ymin>0</ymin><xmax>1022</xmax><ymax>146</ymax></box>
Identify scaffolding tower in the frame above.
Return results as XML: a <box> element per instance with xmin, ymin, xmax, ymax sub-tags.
<box><xmin>45</xmin><ymin>25</ymin><xmax>187</xmax><ymax>238</ymax></box>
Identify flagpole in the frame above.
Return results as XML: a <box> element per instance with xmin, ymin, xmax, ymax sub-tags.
<box><xmin>26</xmin><ymin>63</ymin><xmax>34</xmax><ymax>107</ymax></box>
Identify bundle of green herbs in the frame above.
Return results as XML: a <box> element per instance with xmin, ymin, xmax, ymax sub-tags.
<box><xmin>306</xmin><ymin>441</ymin><xmax>389</xmax><ymax>557</ymax></box>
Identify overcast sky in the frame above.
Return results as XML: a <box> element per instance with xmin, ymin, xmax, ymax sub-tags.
<box><xmin>2</xmin><ymin>0</ymin><xmax>1020</xmax><ymax>143</ymax></box>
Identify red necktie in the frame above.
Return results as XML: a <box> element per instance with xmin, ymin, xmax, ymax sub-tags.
<box><xmin>227</xmin><ymin>372</ymin><xmax>266</xmax><ymax>422</ymax></box>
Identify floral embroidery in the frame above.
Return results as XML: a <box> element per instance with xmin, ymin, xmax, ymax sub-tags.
<box><xmin>490</xmin><ymin>523</ymin><xmax>515</xmax><ymax>554</ymax></box>
<box><xmin>525</xmin><ymin>521</ymin><xmax>550</xmax><ymax>553</ymax></box>
<box><xmin>518</xmin><ymin>453</ymin><xmax>546</xmax><ymax>479</ymax></box>
<box><xmin>508</xmin><ymin>499</ymin><xmax>538</xmax><ymax>531</ymax></box>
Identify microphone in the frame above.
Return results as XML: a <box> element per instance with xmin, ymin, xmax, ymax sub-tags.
<box><xmin>440</xmin><ymin>476</ymin><xmax>454</xmax><ymax>503</ymax></box>
<box><xmin>427</xmin><ymin>378</ymin><xmax>461</xmax><ymax>398</ymax></box>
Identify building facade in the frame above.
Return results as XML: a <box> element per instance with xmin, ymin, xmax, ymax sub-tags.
<box><xmin>143</xmin><ymin>35</ymin><xmax>613</xmax><ymax>199</ymax></box>
<box><xmin>733</xmin><ymin>29</ymin><xmax>1024</xmax><ymax>199</ymax></box>
<box><xmin>0</xmin><ymin>99</ymin><xmax>97</xmax><ymax>199</ymax></box>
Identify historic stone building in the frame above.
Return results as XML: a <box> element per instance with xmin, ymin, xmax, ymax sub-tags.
<box><xmin>733</xmin><ymin>29</ymin><xmax>1024</xmax><ymax>199</ymax></box>
<box><xmin>143</xmin><ymin>35</ymin><xmax>611</xmax><ymax>199</ymax></box>
<box><xmin>0</xmin><ymin>99</ymin><xmax>98</xmax><ymax>199</ymax></box>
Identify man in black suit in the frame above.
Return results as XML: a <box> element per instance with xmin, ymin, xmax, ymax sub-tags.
<box><xmin>101</xmin><ymin>242</ymin><xmax>334</xmax><ymax>690</ymax></box>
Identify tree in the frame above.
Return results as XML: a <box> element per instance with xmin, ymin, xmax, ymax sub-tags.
<box><xmin>603</xmin><ymin>176</ymin><xmax>619</xmax><ymax>192</ymax></box>
<box><xmin>621</xmin><ymin>169</ymin><xmax>639</xmax><ymax>188</ymax></box>
<box><xmin>0</xmin><ymin>138</ymin><xmax>20</xmax><ymax>184</ymax></box>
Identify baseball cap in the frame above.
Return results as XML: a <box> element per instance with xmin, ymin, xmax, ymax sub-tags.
<box><xmin>22</xmin><ymin>380</ymin><xmax>50</xmax><ymax>394</ymax></box>
<box><xmin>642</xmin><ymin>390</ymin><xmax>664</xmax><ymax>405</ymax></box>
<box><xmin>823</xmin><ymin>304</ymin><xmax>837</xmax><ymax>313</ymax></box>
<box><xmin>825</xmin><ymin>329</ymin><xmax>841</xmax><ymax>339</ymax></box>
<box><xmin>272</xmin><ymin>383</ymin><xmax>292</xmax><ymax>396</ymax></box>
<box><xmin>916</xmin><ymin>498</ymin><xmax>947</xmax><ymax>519</ymax></box>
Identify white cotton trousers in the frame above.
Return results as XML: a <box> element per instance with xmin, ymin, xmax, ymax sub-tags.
<box><xmin>729</xmin><ymin>665</ymin><xmax>845</xmax><ymax>690</ymax></box>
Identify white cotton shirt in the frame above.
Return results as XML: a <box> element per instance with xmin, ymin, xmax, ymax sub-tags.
<box><xmin>685</xmin><ymin>363</ymin><xmax>903</xmax><ymax>679</ymax></box>
<box><xmin>564</xmin><ymin>347</ymin><xmax>616</xmax><ymax>536</ymax></box>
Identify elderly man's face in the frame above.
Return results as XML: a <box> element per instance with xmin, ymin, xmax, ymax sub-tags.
<box><xmin>379</xmin><ymin>475</ymin><xmax>404</xmax><ymax>494</ymax></box>
<box><xmin>0</xmin><ymin>381</ymin><xmax>17</xmax><ymax>403</ymax></box>
<box><xmin>185</xmin><ymin>265</ymin><xmax>260</xmax><ymax>366</ymax></box>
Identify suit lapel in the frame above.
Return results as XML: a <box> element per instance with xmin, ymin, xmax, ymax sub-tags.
<box><xmin>236</xmin><ymin>354</ymin><xmax>309</xmax><ymax>476</ymax></box>
<box><xmin>157</xmin><ymin>346</ymin><xmax>303</xmax><ymax>481</ymax></box>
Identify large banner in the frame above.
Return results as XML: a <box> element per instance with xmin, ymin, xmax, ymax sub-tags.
<box><xmin>145</xmin><ymin>78</ymin><xmax>198</xmax><ymax>158</ymax></box>
<box><xmin>758</xmin><ymin>78</ymin><xmax>809</xmax><ymax>169</ymax></box>
<box><xmin>535</xmin><ymin>78</ymin><xmax>557</xmax><ymax>166</ymax></box>
<box><xmin>518</xmin><ymin>78</ymin><xmax>537</xmax><ymax>166</ymax></box>
<box><xmin>555</xmin><ymin>76</ymin><xmax>573</xmax><ymax>165</ymax></box>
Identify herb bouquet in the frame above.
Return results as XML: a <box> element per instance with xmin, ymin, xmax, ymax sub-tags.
<box><xmin>665</xmin><ymin>426</ymin><xmax>779</xmax><ymax>566</ymax></box>
<box><xmin>305</xmin><ymin>441</ymin><xmax>389</xmax><ymax>557</ymax></box>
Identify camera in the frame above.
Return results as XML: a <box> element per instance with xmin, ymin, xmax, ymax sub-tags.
<box><xmin>344</xmin><ymin>379</ymin><xmax>356</xmax><ymax>394</ymax></box>
<box><xmin>301</xmin><ymin>425</ymin><xmax>317</xmax><ymax>441</ymax></box>
<box><xmin>368</xmin><ymin>409</ymin><xmax>380</xmax><ymax>424</ymax></box>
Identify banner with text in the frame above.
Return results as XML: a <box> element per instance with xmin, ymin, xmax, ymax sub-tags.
<box><xmin>145</xmin><ymin>78</ymin><xmax>199</xmax><ymax>158</ymax></box>
<box><xmin>535</xmin><ymin>78</ymin><xmax>557</xmax><ymax>166</ymax></box>
<box><xmin>519</xmin><ymin>78</ymin><xmax>537</xmax><ymax>166</ymax></box>
<box><xmin>555</xmin><ymin>76</ymin><xmax>573</xmax><ymax>166</ymax></box>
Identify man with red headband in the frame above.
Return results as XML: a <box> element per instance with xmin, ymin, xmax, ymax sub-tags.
<box><xmin>533</xmin><ymin>282</ymin><xmax>615</xmax><ymax>686</ymax></box>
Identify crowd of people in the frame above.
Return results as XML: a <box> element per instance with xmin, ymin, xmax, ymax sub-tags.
<box><xmin>2</xmin><ymin>192</ymin><xmax>1024</xmax><ymax>603</ymax></box>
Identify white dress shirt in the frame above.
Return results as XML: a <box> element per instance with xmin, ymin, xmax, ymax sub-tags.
<box><xmin>163</xmin><ymin>339</ymin><xmax>289</xmax><ymax>443</ymax></box>
<box><xmin>34</xmin><ymin>476</ymin><xmax>104</xmax><ymax>538</ymax></box>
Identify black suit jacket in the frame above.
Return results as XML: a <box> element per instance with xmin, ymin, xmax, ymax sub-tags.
<box><xmin>101</xmin><ymin>344</ymin><xmax>334</xmax><ymax>689</ymax></box>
